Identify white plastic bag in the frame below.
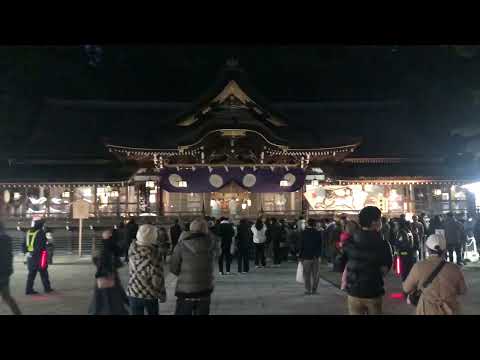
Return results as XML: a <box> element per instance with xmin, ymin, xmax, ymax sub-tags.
<box><xmin>296</xmin><ymin>262</ymin><xmax>304</xmax><ymax>283</ymax></box>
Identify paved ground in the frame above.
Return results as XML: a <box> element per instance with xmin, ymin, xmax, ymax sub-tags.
<box><xmin>0</xmin><ymin>256</ymin><xmax>478</xmax><ymax>315</ymax></box>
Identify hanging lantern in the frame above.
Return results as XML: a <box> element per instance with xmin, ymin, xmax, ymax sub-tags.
<box><xmin>241</xmin><ymin>203</ymin><xmax>247</xmax><ymax>210</ymax></box>
<box><xmin>3</xmin><ymin>190</ymin><xmax>10</xmax><ymax>204</ymax></box>
<box><xmin>247</xmin><ymin>199</ymin><xmax>252</xmax><ymax>207</ymax></box>
<box><xmin>146</xmin><ymin>181</ymin><xmax>155</xmax><ymax>189</ymax></box>
<box><xmin>280</xmin><ymin>180</ymin><xmax>289</xmax><ymax>187</ymax></box>
<box><xmin>62</xmin><ymin>191</ymin><xmax>70</xmax><ymax>198</ymax></box>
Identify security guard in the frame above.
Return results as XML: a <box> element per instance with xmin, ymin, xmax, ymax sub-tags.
<box><xmin>23</xmin><ymin>220</ymin><xmax>53</xmax><ymax>295</ymax></box>
<box><xmin>393</xmin><ymin>220</ymin><xmax>415</xmax><ymax>282</ymax></box>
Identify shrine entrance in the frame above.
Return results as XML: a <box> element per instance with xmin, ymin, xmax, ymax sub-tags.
<box><xmin>210</xmin><ymin>181</ymin><xmax>253</xmax><ymax>219</ymax></box>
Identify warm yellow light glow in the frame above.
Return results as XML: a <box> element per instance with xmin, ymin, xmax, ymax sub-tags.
<box><xmin>82</xmin><ymin>188</ymin><xmax>92</xmax><ymax>197</ymax></box>
<box><xmin>146</xmin><ymin>181</ymin><xmax>155</xmax><ymax>189</ymax></box>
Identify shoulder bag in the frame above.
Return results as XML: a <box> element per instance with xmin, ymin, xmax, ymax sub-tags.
<box><xmin>408</xmin><ymin>260</ymin><xmax>446</xmax><ymax>306</ymax></box>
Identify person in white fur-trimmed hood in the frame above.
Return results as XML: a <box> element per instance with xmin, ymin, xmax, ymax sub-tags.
<box><xmin>127</xmin><ymin>224</ymin><xmax>166</xmax><ymax>315</ymax></box>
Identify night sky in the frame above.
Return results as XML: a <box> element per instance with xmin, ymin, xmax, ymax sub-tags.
<box><xmin>1</xmin><ymin>45</ymin><xmax>480</xmax><ymax>157</ymax></box>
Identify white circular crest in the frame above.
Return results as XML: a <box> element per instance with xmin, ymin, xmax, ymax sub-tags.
<box><xmin>242</xmin><ymin>174</ymin><xmax>257</xmax><ymax>188</ymax></box>
<box><xmin>284</xmin><ymin>173</ymin><xmax>296</xmax><ymax>186</ymax></box>
<box><xmin>168</xmin><ymin>174</ymin><xmax>182</xmax><ymax>187</ymax></box>
<box><xmin>209</xmin><ymin>174</ymin><xmax>224</xmax><ymax>188</ymax></box>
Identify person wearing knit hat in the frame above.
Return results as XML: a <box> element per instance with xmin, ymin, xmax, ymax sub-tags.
<box><xmin>135</xmin><ymin>224</ymin><xmax>158</xmax><ymax>246</ymax></box>
<box><xmin>126</xmin><ymin>224</ymin><xmax>165</xmax><ymax>315</ymax></box>
<box><xmin>425</xmin><ymin>234</ymin><xmax>446</xmax><ymax>255</ymax></box>
<box><xmin>403</xmin><ymin>234</ymin><xmax>467</xmax><ymax>315</ymax></box>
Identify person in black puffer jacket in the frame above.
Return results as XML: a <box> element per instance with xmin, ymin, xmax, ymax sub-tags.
<box><xmin>217</xmin><ymin>217</ymin><xmax>235</xmax><ymax>275</ymax></box>
<box><xmin>0</xmin><ymin>222</ymin><xmax>21</xmax><ymax>315</ymax></box>
<box><xmin>340</xmin><ymin>206</ymin><xmax>393</xmax><ymax>315</ymax></box>
<box><xmin>236</xmin><ymin>219</ymin><xmax>252</xmax><ymax>274</ymax></box>
<box><xmin>298</xmin><ymin>218</ymin><xmax>322</xmax><ymax>295</ymax></box>
<box><xmin>266</xmin><ymin>218</ymin><xmax>283</xmax><ymax>267</ymax></box>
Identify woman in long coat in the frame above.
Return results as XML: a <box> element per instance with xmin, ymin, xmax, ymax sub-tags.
<box><xmin>89</xmin><ymin>230</ymin><xmax>129</xmax><ymax>315</ymax></box>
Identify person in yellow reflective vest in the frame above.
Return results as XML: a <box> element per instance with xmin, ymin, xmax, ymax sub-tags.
<box><xmin>22</xmin><ymin>220</ymin><xmax>53</xmax><ymax>295</ymax></box>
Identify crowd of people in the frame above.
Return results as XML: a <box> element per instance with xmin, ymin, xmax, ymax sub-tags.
<box><xmin>0</xmin><ymin>208</ymin><xmax>474</xmax><ymax>316</ymax></box>
<box><xmin>328</xmin><ymin>209</ymin><xmax>469</xmax><ymax>315</ymax></box>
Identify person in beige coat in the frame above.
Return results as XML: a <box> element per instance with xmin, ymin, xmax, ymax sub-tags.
<box><xmin>403</xmin><ymin>234</ymin><xmax>467</xmax><ymax>315</ymax></box>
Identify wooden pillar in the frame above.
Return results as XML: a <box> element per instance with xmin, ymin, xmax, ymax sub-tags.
<box><xmin>157</xmin><ymin>181</ymin><xmax>163</xmax><ymax>217</ymax></box>
<box><xmin>116</xmin><ymin>186</ymin><xmax>121</xmax><ymax>218</ymax></box>
<box><xmin>290</xmin><ymin>191</ymin><xmax>295</xmax><ymax>217</ymax></box>
<box><xmin>93</xmin><ymin>184</ymin><xmax>98</xmax><ymax>219</ymax></box>
<box><xmin>136</xmin><ymin>184</ymin><xmax>140</xmax><ymax>217</ymax></box>
<box><xmin>69</xmin><ymin>186</ymin><xmax>74</xmax><ymax>218</ymax></box>
<box><xmin>204</xmin><ymin>192</ymin><xmax>212</xmax><ymax>217</ymax></box>
<box><xmin>448</xmin><ymin>184</ymin><xmax>453</xmax><ymax>213</ymax></box>
<box><xmin>125</xmin><ymin>184</ymin><xmax>130</xmax><ymax>217</ymax></box>
<box><xmin>23</xmin><ymin>186</ymin><xmax>28</xmax><ymax>219</ymax></box>
<box><xmin>69</xmin><ymin>185</ymin><xmax>74</xmax><ymax>254</ymax></box>
<box><xmin>301</xmin><ymin>184</ymin><xmax>307</xmax><ymax>218</ymax></box>
<box><xmin>426</xmin><ymin>184</ymin><xmax>434</xmax><ymax>216</ymax></box>
<box><xmin>409</xmin><ymin>184</ymin><xmax>415</xmax><ymax>214</ymax></box>
<box><xmin>45</xmin><ymin>186</ymin><xmax>50</xmax><ymax>218</ymax></box>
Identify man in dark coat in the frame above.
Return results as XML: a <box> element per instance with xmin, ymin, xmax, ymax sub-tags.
<box><xmin>266</xmin><ymin>218</ymin><xmax>283</xmax><ymax>267</ymax></box>
<box><xmin>170</xmin><ymin>219</ymin><xmax>182</xmax><ymax>251</ymax></box>
<box><xmin>418</xmin><ymin>213</ymin><xmax>428</xmax><ymax>234</ymax></box>
<box><xmin>298</xmin><ymin>218</ymin><xmax>322</xmax><ymax>294</ymax></box>
<box><xmin>23</xmin><ymin>220</ymin><xmax>53</xmax><ymax>295</ymax></box>
<box><xmin>444</xmin><ymin>212</ymin><xmax>465</xmax><ymax>265</ymax></box>
<box><xmin>392</xmin><ymin>220</ymin><xmax>415</xmax><ymax>281</ymax></box>
<box><xmin>340</xmin><ymin>206</ymin><xmax>392</xmax><ymax>315</ymax></box>
<box><xmin>0</xmin><ymin>222</ymin><xmax>21</xmax><ymax>314</ymax></box>
<box><xmin>236</xmin><ymin>219</ymin><xmax>252</xmax><ymax>274</ymax></box>
<box><xmin>323</xmin><ymin>219</ymin><xmax>339</xmax><ymax>263</ymax></box>
<box><xmin>217</xmin><ymin>217</ymin><xmax>235</xmax><ymax>275</ymax></box>
<box><xmin>279</xmin><ymin>219</ymin><xmax>290</xmax><ymax>261</ymax></box>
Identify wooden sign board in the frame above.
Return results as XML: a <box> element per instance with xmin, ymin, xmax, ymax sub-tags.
<box><xmin>72</xmin><ymin>199</ymin><xmax>90</xmax><ymax>219</ymax></box>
